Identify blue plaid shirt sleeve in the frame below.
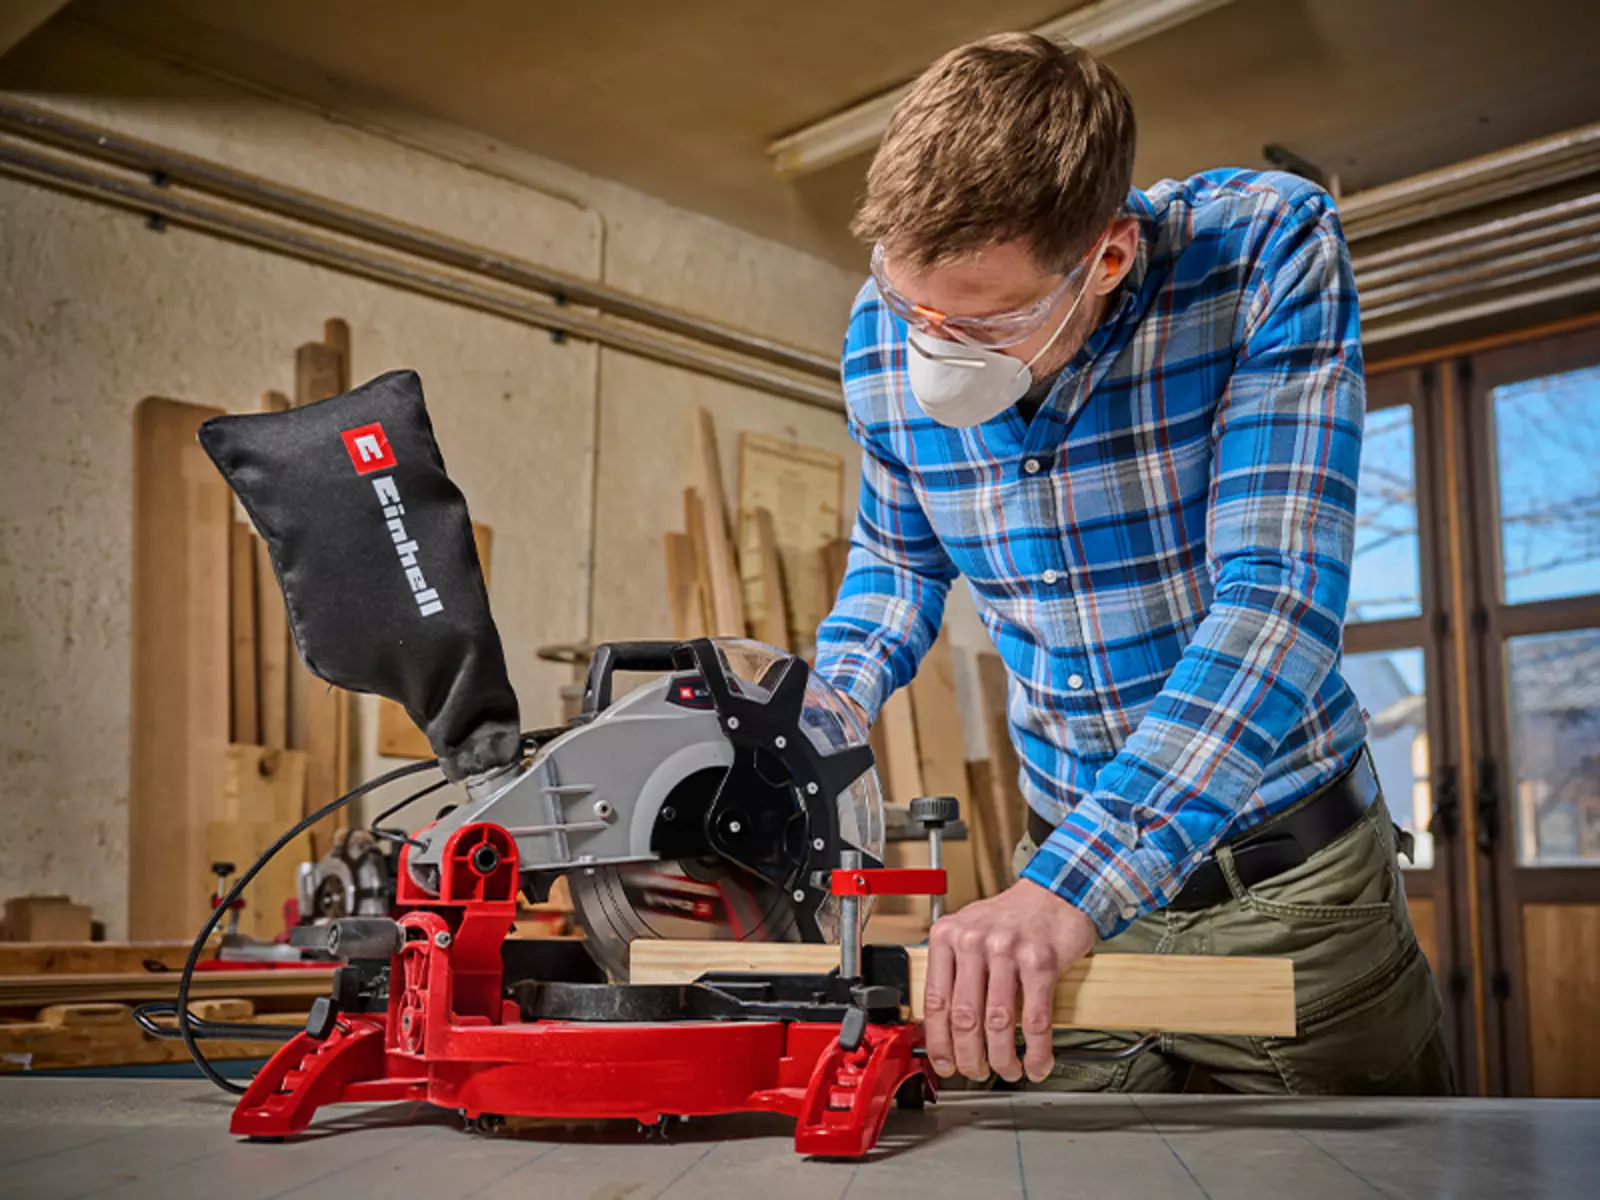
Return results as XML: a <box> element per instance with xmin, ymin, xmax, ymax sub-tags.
<box><xmin>1022</xmin><ymin>194</ymin><xmax>1366</xmax><ymax>936</ymax></box>
<box><xmin>815</xmin><ymin>404</ymin><xmax>960</xmax><ymax>721</ymax></box>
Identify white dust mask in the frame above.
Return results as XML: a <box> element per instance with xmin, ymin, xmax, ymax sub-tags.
<box><xmin>905</xmin><ymin>242</ymin><xmax>1108</xmax><ymax>429</ymax></box>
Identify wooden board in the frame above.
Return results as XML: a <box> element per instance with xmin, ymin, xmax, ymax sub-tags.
<box><xmin>630</xmin><ymin>941</ymin><xmax>1297</xmax><ymax>1037</ymax></box>
<box><xmin>682</xmin><ymin>488</ymin><xmax>715</xmax><ymax>637</ymax></box>
<box><xmin>965</xmin><ymin>759</ymin><xmax>1005</xmax><ymax>898</ymax></box>
<box><xmin>0</xmin><ymin>1002</ymin><xmax>308</xmax><ymax>1073</ymax></box>
<box><xmin>818</xmin><ymin>537</ymin><xmax>850</xmax><ymax>630</ymax></box>
<box><xmin>663</xmin><ymin>532</ymin><xmax>709</xmax><ymax>640</ymax></box>
<box><xmin>907</xmin><ymin>631</ymin><xmax>979</xmax><ymax>911</ymax></box>
<box><xmin>323</xmin><ymin>317</ymin><xmax>352</xmax><ymax>391</ymax></box>
<box><xmin>691</xmin><ymin>408</ymin><xmax>745</xmax><ymax>636</ymax></box>
<box><xmin>1523</xmin><ymin>902</ymin><xmax>1600</xmax><ymax>1098</ymax></box>
<box><xmin>748</xmin><ymin>507</ymin><xmax>790</xmax><ymax>651</ymax></box>
<box><xmin>2</xmin><ymin>897</ymin><xmax>92</xmax><ymax>943</ymax></box>
<box><xmin>735</xmin><ymin>433</ymin><xmax>844</xmax><ymax>655</ymax></box>
<box><xmin>254</xmin><ymin>533</ymin><xmax>289</xmax><ymax>750</ymax></box>
<box><xmin>207</xmin><ymin>745</ymin><xmax>309</xmax><ymax>941</ymax></box>
<box><xmin>228</xmin><ymin>521</ymin><xmax>260</xmax><ymax>745</ymax></box>
<box><xmin>291</xmin><ymin>342</ymin><xmax>351</xmax><ymax>854</ymax></box>
<box><xmin>0</xmin><ymin>941</ymin><xmax>215</xmax><ymax>976</ymax></box>
<box><xmin>377</xmin><ymin>523</ymin><xmax>494</xmax><ymax>760</ymax></box>
<box><xmin>0</xmin><ymin>968</ymin><xmax>334</xmax><ymax>1009</ymax></box>
<box><xmin>977</xmin><ymin>653</ymin><xmax>1024</xmax><ymax>862</ymax></box>
<box><xmin>130</xmin><ymin>397</ymin><xmax>231</xmax><ymax>940</ymax></box>
<box><xmin>875</xmin><ymin>690</ymin><xmax>923</xmax><ymax>806</ymax></box>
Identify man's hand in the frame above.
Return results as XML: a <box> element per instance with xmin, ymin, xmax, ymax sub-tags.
<box><xmin>922</xmin><ymin>879</ymin><xmax>1098</xmax><ymax>1083</ymax></box>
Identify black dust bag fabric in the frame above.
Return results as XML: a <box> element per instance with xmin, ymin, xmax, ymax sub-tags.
<box><xmin>198</xmin><ymin>369</ymin><xmax>520</xmax><ymax>780</ymax></box>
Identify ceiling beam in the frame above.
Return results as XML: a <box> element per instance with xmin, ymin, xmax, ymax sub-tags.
<box><xmin>766</xmin><ymin>0</ymin><xmax>1242</xmax><ymax>178</ymax></box>
<box><xmin>0</xmin><ymin>0</ymin><xmax>72</xmax><ymax>61</ymax></box>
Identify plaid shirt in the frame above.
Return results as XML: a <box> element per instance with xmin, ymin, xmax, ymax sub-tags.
<box><xmin>816</xmin><ymin>170</ymin><xmax>1369</xmax><ymax>938</ymax></box>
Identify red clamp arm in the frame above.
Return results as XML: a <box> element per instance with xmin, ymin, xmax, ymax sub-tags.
<box><xmin>829</xmin><ymin>867</ymin><xmax>947</xmax><ymax>897</ymax></box>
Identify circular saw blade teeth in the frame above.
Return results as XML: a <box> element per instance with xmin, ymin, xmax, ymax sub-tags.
<box><xmin>570</xmin><ymin>859</ymin><xmax>802</xmax><ymax>982</ymax></box>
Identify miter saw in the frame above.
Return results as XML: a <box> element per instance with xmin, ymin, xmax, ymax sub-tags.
<box><xmin>163</xmin><ymin>369</ymin><xmax>950</xmax><ymax>1157</ymax></box>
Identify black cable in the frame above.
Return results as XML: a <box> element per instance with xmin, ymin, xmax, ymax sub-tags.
<box><xmin>367</xmin><ymin>775</ymin><xmax>451</xmax><ymax>849</ymax></box>
<box><xmin>177</xmin><ymin>756</ymin><xmax>442</xmax><ymax>1095</ymax></box>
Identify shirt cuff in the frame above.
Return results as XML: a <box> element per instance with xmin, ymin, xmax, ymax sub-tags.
<box><xmin>1019</xmin><ymin>799</ymin><xmax>1172</xmax><ymax>939</ymax></box>
<box><xmin>814</xmin><ymin>651</ymin><xmax>895</xmax><ymax>725</ymax></box>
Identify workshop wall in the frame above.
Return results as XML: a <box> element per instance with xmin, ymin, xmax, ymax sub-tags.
<box><xmin>0</xmin><ymin>23</ymin><xmax>872</xmax><ymax>937</ymax></box>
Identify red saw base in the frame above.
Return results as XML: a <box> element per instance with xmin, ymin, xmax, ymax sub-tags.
<box><xmin>230</xmin><ymin>822</ymin><xmax>937</xmax><ymax>1158</ymax></box>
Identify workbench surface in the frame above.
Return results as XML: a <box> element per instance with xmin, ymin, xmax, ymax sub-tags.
<box><xmin>2</xmin><ymin>1078</ymin><xmax>1594</xmax><ymax>1199</ymax></box>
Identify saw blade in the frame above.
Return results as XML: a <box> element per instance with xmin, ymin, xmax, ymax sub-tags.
<box><xmin>569</xmin><ymin>855</ymin><xmax>802</xmax><ymax>982</ymax></box>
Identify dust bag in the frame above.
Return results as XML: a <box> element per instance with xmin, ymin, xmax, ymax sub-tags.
<box><xmin>198</xmin><ymin>369</ymin><xmax>519</xmax><ymax>780</ymax></box>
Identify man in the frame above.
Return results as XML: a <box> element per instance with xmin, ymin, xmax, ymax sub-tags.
<box><xmin>814</xmin><ymin>32</ymin><xmax>1452</xmax><ymax>1094</ymax></box>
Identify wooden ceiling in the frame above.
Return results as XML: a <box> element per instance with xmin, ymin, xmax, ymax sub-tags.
<box><xmin>26</xmin><ymin>0</ymin><xmax>1600</xmax><ymax>268</ymax></box>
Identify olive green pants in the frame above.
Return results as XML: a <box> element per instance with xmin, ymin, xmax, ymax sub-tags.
<box><xmin>1011</xmin><ymin>791</ymin><xmax>1455</xmax><ymax>1094</ymax></box>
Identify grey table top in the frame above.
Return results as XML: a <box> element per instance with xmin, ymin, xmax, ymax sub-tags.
<box><xmin>1</xmin><ymin>1078</ymin><xmax>1596</xmax><ymax>1200</ymax></box>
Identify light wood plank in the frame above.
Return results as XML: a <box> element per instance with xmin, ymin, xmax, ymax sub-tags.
<box><xmin>630</xmin><ymin>941</ymin><xmax>1297</xmax><ymax>1037</ymax></box>
<box><xmin>1524</xmin><ymin>903</ymin><xmax>1600</xmax><ymax>1098</ymax></box>
<box><xmin>254</xmin><ymin>533</ymin><xmax>289</xmax><ymax>750</ymax></box>
<box><xmin>664</xmin><ymin>532</ymin><xmax>709</xmax><ymax>640</ymax></box>
<box><xmin>691</xmin><ymin>408</ymin><xmax>745</xmax><ymax>636</ymax></box>
<box><xmin>977</xmin><ymin>653</ymin><xmax>1024</xmax><ymax>864</ymax></box>
<box><xmin>0</xmin><ymin>941</ymin><xmax>216</xmax><ymax>977</ymax></box>
<box><xmin>323</xmin><ymin>317</ymin><xmax>352</xmax><ymax>392</ymax></box>
<box><xmin>0</xmin><ymin>967</ymin><xmax>331</xmax><ymax>1008</ymax></box>
<box><xmin>292</xmin><ymin>342</ymin><xmax>351</xmax><ymax>855</ymax></box>
<box><xmin>2</xmin><ymin>898</ymin><xmax>92</xmax><ymax>943</ymax></box>
<box><xmin>208</xmin><ymin>745</ymin><xmax>309</xmax><ymax>941</ymax></box>
<box><xmin>965</xmin><ymin>759</ymin><xmax>1005</xmax><ymax>898</ymax></box>
<box><xmin>228</xmin><ymin>521</ymin><xmax>260</xmax><ymax>745</ymax></box>
<box><xmin>908</xmin><ymin>631</ymin><xmax>979</xmax><ymax>911</ymax></box>
<box><xmin>735</xmin><ymin>432</ymin><xmax>844</xmax><ymax>655</ymax></box>
<box><xmin>0</xmin><ymin>1003</ymin><xmax>307</xmax><ymax>1073</ymax></box>
<box><xmin>130</xmin><ymin>398</ymin><xmax>230</xmax><ymax>940</ymax></box>
<box><xmin>749</xmin><ymin>507</ymin><xmax>791</xmax><ymax>651</ymax></box>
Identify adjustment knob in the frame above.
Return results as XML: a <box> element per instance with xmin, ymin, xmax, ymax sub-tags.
<box><xmin>909</xmin><ymin>795</ymin><xmax>959</xmax><ymax>828</ymax></box>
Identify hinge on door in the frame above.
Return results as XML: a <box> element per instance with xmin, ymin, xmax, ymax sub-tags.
<box><xmin>1470</xmin><ymin>607</ymin><xmax>1490</xmax><ymax>636</ymax></box>
<box><xmin>1432</xmin><ymin>610</ymin><xmax>1450</xmax><ymax>639</ymax></box>
<box><xmin>1449</xmin><ymin>969</ymin><xmax>1469</xmax><ymax>999</ymax></box>
<box><xmin>1476</xmin><ymin>757</ymin><xmax>1500</xmax><ymax>853</ymax></box>
<box><xmin>1433</xmin><ymin>764</ymin><xmax>1460</xmax><ymax>842</ymax></box>
<box><xmin>1492</xmin><ymin>970</ymin><xmax>1512</xmax><ymax>1001</ymax></box>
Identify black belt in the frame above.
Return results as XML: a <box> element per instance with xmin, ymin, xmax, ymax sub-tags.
<box><xmin>1026</xmin><ymin>749</ymin><xmax>1379</xmax><ymax>913</ymax></box>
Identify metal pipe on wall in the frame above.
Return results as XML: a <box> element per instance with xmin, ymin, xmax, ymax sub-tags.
<box><xmin>0</xmin><ymin>136</ymin><xmax>843</xmax><ymax>412</ymax></box>
<box><xmin>1354</xmin><ymin>209</ymin><xmax>1600</xmax><ymax>291</ymax></box>
<box><xmin>1352</xmin><ymin>194</ymin><xmax>1600</xmax><ymax>273</ymax></box>
<box><xmin>1361</xmin><ymin>233</ymin><xmax>1600</xmax><ymax>312</ymax></box>
<box><xmin>0</xmin><ymin>98</ymin><xmax>839</xmax><ymax>386</ymax></box>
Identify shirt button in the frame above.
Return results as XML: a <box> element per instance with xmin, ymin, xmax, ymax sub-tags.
<box><xmin>1042</xmin><ymin>569</ymin><xmax>1060</xmax><ymax>585</ymax></box>
<box><xmin>1023</xmin><ymin>457</ymin><xmax>1042</xmax><ymax>475</ymax></box>
<box><xmin>1067</xmin><ymin>673</ymin><xmax>1085</xmax><ymax>690</ymax></box>
<box><xmin>1120</xmin><ymin>906</ymin><xmax>1137</xmax><ymax>920</ymax></box>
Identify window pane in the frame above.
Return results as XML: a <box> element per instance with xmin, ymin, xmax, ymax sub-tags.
<box><xmin>1492</xmin><ymin>365</ymin><xmax>1600</xmax><ymax>605</ymax></box>
<box><xmin>1343</xmin><ymin>647</ymin><xmax>1433</xmax><ymax>868</ymax></box>
<box><xmin>1509</xmin><ymin>628</ymin><xmax>1600</xmax><ymax>866</ymax></box>
<box><xmin>1349</xmin><ymin>406</ymin><xmax>1423</xmax><ymax>622</ymax></box>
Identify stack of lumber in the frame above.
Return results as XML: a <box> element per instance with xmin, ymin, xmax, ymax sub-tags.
<box><xmin>0</xmin><ymin>940</ymin><xmax>325</xmax><ymax>1073</ymax></box>
<box><xmin>130</xmin><ymin>319</ymin><xmax>360</xmax><ymax>940</ymax></box>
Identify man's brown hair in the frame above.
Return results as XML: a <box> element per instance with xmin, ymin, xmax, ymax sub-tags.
<box><xmin>853</xmin><ymin>33</ymin><xmax>1137</xmax><ymax>271</ymax></box>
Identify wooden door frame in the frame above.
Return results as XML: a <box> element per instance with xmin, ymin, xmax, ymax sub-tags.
<box><xmin>1461</xmin><ymin>324</ymin><xmax>1600</xmax><ymax>1095</ymax></box>
<box><xmin>1345</xmin><ymin>367</ymin><xmax>1476</xmax><ymax>1084</ymax></box>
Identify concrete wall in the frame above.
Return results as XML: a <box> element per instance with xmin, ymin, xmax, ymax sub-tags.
<box><xmin>0</xmin><ymin>22</ymin><xmax>872</xmax><ymax>936</ymax></box>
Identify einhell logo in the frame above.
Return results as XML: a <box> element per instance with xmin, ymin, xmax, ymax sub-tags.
<box><xmin>341</xmin><ymin>423</ymin><xmax>397</xmax><ymax>475</ymax></box>
<box><xmin>340</xmin><ymin>422</ymin><xmax>442</xmax><ymax>619</ymax></box>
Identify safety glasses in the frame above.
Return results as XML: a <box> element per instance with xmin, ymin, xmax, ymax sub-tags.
<box><xmin>869</xmin><ymin>238</ymin><xmax>1102</xmax><ymax>350</ymax></box>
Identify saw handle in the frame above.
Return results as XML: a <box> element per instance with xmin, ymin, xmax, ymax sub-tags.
<box><xmin>580</xmin><ymin>641</ymin><xmax>682</xmax><ymax>716</ymax></box>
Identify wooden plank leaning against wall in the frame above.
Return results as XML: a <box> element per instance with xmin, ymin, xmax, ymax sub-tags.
<box><xmin>128</xmin><ymin>320</ymin><xmax>357</xmax><ymax>939</ymax></box>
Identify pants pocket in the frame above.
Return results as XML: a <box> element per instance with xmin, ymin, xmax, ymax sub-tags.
<box><xmin>1239</xmin><ymin>798</ymin><xmax>1399</xmax><ymax>925</ymax></box>
<box><xmin>1263</xmin><ymin>941</ymin><xmax>1451</xmax><ymax>1095</ymax></box>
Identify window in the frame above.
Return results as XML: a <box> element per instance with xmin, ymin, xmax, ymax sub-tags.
<box><xmin>1350</xmin><ymin>405</ymin><xmax>1424</xmax><ymax>622</ymax></box>
<box><xmin>1344</xmin><ymin>647</ymin><xmax>1433</xmax><ymax>868</ymax></box>
<box><xmin>1507</xmin><ymin>628</ymin><xmax>1600</xmax><ymax>866</ymax></box>
<box><xmin>1492</xmin><ymin>366</ymin><xmax>1600</xmax><ymax>606</ymax></box>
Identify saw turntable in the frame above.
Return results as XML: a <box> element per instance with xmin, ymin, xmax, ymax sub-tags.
<box><xmin>164</xmin><ymin>370</ymin><xmax>956</xmax><ymax>1157</ymax></box>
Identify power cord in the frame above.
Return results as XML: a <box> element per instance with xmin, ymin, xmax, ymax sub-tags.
<box><xmin>175</xmin><ymin>725</ymin><xmax>567</xmax><ymax>1095</ymax></box>
<box><xmin>175</xmin><ymin>757</ymin><xmax>443</xmax><ymax>1094</ymax></box>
